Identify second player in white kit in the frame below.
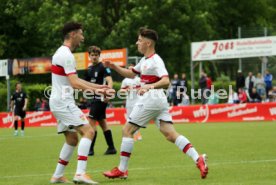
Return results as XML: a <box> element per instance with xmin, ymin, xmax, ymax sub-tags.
<box><xmin>103</xmin><ymin>27</ymin><xmax>208</xmax><ymax>180</ymax></box>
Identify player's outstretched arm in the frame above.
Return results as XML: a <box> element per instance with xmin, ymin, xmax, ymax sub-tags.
<box><xmin>79</xmin><ymin>78</ymin><xmax>108</xmax><ymax>89</ymax></box>
<box><xmin>104</xmin><ymin>61</ymin><xmax>136</xmax><ymax>78</ymax></box>
<box><xmin>68</xmin><ymin>74</ymin><xmax>115</xmax><ymax>97</ymax></box>
<box><xmin>68</xmin><ymin>74</ymin><xmax>98</xmax><ymax>91</ymax></box>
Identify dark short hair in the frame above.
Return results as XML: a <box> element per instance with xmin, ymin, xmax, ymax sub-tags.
<box><xmin>138</xmin><ymin>27</ymin><xmax>158</xmax><ymax>42</ymax></box>
<box><xmin>88</xmin><ymin>45</ymin><xmax>101</xmax><ymax>55</ymax></box>
<box><xmin>62</xmin><ymin>22</ymin><xmax>82</xmax><ymax>39</ymax></box>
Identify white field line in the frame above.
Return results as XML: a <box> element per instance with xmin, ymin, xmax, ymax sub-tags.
<box><xmin>1</xmin><ymin>158</ymin><xmax>276</xmax><ymax>179</ymax></box>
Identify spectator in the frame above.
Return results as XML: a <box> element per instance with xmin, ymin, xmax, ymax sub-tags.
<box><xmin>207</xmin><ymin>92</ymin><xmax>219</xmax><ymax>105</ymax></box>
<box><xmin>77</xmin><ymin>97</ymin><xmax>89</xmax><ymax>110</ymax></box>
<box><xmin>171</xmin><ymin>73</ymin><xmax>180</xmax><ymax>106</ymax></box>
<box><xmin>39</xmin><ymin>98</ymin><xmax>50</xmax><ymax>111</ymax></box>
<box><xmin>167</xmin><ymin>85</ymin><xmax>174</xmax><ymax>106</ymax></box>
<box><xmin>254</xmin><ymin>73</ymin><xmax>266</xmax><ymax>100</ymax></box>
<box><xmin>180</xmin><ymin>93</ymin><xmax>190</xmax><ymax>106</ymax></box>
<box><xmin>264</xmin><ymin>70</ymin><xmax>273</xmax><ymax>99</ymax></box>
<box><xmin>249</xmin><ymin>88</ymin><xmax>262</xmax><ymax>103</ymax></box>
<box><xmin>236</xmin><ymin>70</ymin><xmax>245</xmax><ymax>92</ymax></box>
<box><xmin>34</xmin><ymin>98</ymin><xmax>41</xmax><ymax>111</ymax></box>
<box><xmin>199</xmin><ymin>72</ymin><xmax>207</xmax><ymax>104</ymax></box>
<box><xmin>228</xmin><ymin>89</ymin><xmax>239</xmax><ymax>104</ymax></box>
<box><xmin>245</xmin><ymin>72</ymin><xmax>256</xmax><ymax>95</ymax></box>
<box><xmin>238</xmin><ymin>88</ymin><xmax>247</xmax><ymax>103</ymax></box>
<box><xmin>179</xmin><ymin>73</ymin><xmax>188</xmax><ymax>101</ymax></box>
<box><xmin>268</xmin><ymin>86</ymin><xmax>276</xmax><ymax>102</ymax></box>
<box><xmin>206</xmin><ymin>74</ymin><xmax>212</xmax><ymax>90</ymax></box>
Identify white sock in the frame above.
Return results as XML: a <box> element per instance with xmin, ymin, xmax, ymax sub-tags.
<box><xmin>175</xmin><ymin>135</ymin><xmax>199</xmax><ymax>163</ymax></box>
<box><xmin>118</xmin><ymin>137</ymin><xmax>134</xmax><ymax>172</ymax></box>
<box><xmin>53</xmin><ymin>143</ymin><xmax>75</xmax><ymax>178</ymax></box>
<box><xmin>76</xmin><ymin>138</ymin><xmax>92</xmax><ymax>175</ymax></box>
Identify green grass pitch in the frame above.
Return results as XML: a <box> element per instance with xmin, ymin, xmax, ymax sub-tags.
<box><xmin>0</xmin><ymin>121</ymin><xmax>276</xmax><ymax>185</ymax></box>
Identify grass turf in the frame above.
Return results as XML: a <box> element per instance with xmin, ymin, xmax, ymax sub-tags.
<box><xmin>0</xmin><ymin>121</ymin><xmax>276</xmax><ymax>185</ymax></box>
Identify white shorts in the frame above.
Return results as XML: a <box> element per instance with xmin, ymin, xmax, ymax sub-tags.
<box><xmin>126</xmin><ymin>106</ymin><xmax>134</xmax><ymax>118</ymax></box>
<box><xmin>52</xmin><ymin>103</ymin><xmax>89</xmax><ymax>133</ymax></box>
<box><xmin>127</xmin><ymin>104</ymin><xmax>172</xmax><ymax>128</ymax></box>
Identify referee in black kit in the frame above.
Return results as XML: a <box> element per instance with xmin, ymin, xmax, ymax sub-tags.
<box><xmin>84</xmin><ymin>45</ymin><xmax>117</xmax><ymax>156</ymax></box>
<box><xmin>10</xmin><ymin>82</ymin><xmax>28</xmax><ymax>136</ymax></box>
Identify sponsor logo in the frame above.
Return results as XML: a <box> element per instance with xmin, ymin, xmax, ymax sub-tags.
<box><xmin>269</xmin><ymin>107</ymin><xmax>276</xmax><ymax>115</ymax></box>
<box><xmin>228</xmin><ymin>107</ymin><xmax>257</xmax><ymax>117</ymax></box>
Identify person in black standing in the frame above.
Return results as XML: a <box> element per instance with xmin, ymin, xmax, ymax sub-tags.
<box><xmin>171</xmin><ymin>73</ymin><xmax>180</xmax><ymax>106</ymax></box>
<box><xmin>236</xmin><ymin>70</ymin><xmax>245</xmax><ymax>92</ymax></box>
<box><xmin>84</xmin><ymin>45</ymin><xmax>117</xmax><ymax>156</ymax></box>
<box><xmin>199</xmin><ymin>72</ymin><xmax>208</xmax><ymax>104</ymax></box>
<box><xmin>179</xmin><ymin>73</ymin><xmax>188</xmax><ymax>103</ymax></box>
<box><xmin>10</xmin><ymin>82</ymin><xmax>28</xmax><ymax>136</ymax></box>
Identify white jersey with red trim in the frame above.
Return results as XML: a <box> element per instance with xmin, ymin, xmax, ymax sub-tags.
<box><xmin>132</xmin><ymin>54</ymin><xmax>169</xmax><ymax>110</ymax></box>
<box><xmin>121</xmin><ymin>76</ymin><xmax>141</xmax><ymax>108</ymax></box>
<box><xmin>50</xmin><ymin>45</ymin><xmax>77</xmax><ymax>111</ymax></box>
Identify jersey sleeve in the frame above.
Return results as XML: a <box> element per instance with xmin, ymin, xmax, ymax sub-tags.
<box><xmin>132</xmin><ymin>60</ymin><xmax>142</xmax><ymax>74</ymax></box>
<box><xmin>156</xmin><ymin>58</ymin><xmax>169</xmax><ymax>78</ymax></box>
<box><xmin>11</xmin><ymin>93</ymin><xmax>15</xmax><ymax>101</ymax></box>
<box><xmin>63</xmin><ymin>55</ymin><xmax>77</xmax><ymax>75</ymax></box>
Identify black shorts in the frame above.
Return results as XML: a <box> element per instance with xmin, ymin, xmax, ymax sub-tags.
<box><xmin>14</xmin><ymin>108</ymin><xmax>26</xmax><ymax>119</ymax></box>
<box><xmin>89</xmin><ymin>101</ymin><xmax>107</xmax><ymax>120</ymax></box>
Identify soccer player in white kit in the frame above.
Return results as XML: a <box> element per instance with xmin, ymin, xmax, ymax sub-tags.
<box><xmin>49</xmin><ymin>22</ymin><xmax>114</xmax><ymax>184</ymax></box>
<box><xmin>120</xmin><ymin>63</ymin><xmax>142</xmax><ymax>141</ymax></box>
<box><xmin>103</xmin><ymin>27</ymin><xmax>208</xmax><ymax>180</ymax></box>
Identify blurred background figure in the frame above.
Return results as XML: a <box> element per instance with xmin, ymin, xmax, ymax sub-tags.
<box><xmin>10</xmin><ymin>82</ymin><xmax>28</xmax><ymax>136</ymax></box>
<box><xmin>238</xmin><ymin>88</ymin><xmax>247</xmax><ymax>103</ymax></box>
<box><xmin>34</xmin><ymin>98</ymin><xmax>41</xmax><ymax>111</ymax></box>
<box><xmin>264</xmin><ymin>70</ymin><xmax>273</xmax><ymax>100</ymax></box>
<box><xmin>228</xmin><ymin>89</ymin><xmax>239</xmax><ymax>104</ymax></box>
<box><xmin>199</xmin><ymin>72</ymin><xmax>207</xmax><ymax>104</ymax></box>
<box><xmin>171</xmin><ymin>73</ymin><xmax>180</xmax><ymax>106</ymax></box>
<box><xmin>236</xmin><ymin>70</ymin><xmax>245</xmax><ymax>92</ymax></box>
<box><xmin>268</xmin><ymin>86</ymin><xmax>276</xmax><ymax>102</ymax></box>
<box><xmin>254</xmin><ymin>73</ymin><xmax>266</xmax><ymax>101</ymax></box>
<box><xmin>39</xmin><ymin>97</ymin><xmax>50</xmax><ymax>111</ymax></box>
<box><xmin>245</xmin><ymin>72</ymin><xmax>255</xmax><ymax>96</ymax></box>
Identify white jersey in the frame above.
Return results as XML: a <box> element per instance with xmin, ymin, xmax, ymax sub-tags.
<box><xmin>50</xmin><ymin>45</ymin><xmax>77</xmax><ymax>111</ymax></box>
<box><xmin>121</xmin><ymin>76</ymin><xmax>141</xmax><ymax>108</ymax></box>
<box><xmin>132</xmin><ymin>54</ymin><xmax>169</xmax><ymax>110</ymax></box>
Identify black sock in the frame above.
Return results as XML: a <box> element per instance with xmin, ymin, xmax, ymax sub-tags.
<box><xmin>90</xmin><ymin>131</ymin><xmax>97</xmax><ymax>152</ymax></box>
<box><xmin>104</xmin><ymin>130</ymin><xmax>115</xmax><ymax>149</ymax></box>
<box><xmin>14</xmin><ymin>121</ymin><xmax>18</xmax><ymax>130</ymax></box>
<box><xmin>21</xmin><ymin>121</ymin><xmax>25</xmax><ymax>131</ymax></box>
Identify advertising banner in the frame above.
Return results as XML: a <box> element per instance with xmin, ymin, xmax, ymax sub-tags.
<box><xmin>8</xmin><ymin>57</ymin><xmax>52</xmax><ymax>75</ymax></box>
<box><xmin>192</xmin><ymin>36</ymin><xmax>276</xmax><ymax>61</ymax></box>
<box><xmin>1</xmin><ymin>103</ymin><xmax>276</xmax><ymax>128</ymax></box>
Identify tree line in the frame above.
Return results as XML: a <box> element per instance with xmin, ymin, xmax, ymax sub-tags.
<box><xmin>0</xmin><ymin>0</ymin><xmax>276</xmax><ymax>79</ymax></box>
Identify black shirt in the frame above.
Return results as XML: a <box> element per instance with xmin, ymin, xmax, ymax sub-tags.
<box><xmin>84</xmin><ymin>62</ymin><xmax>111</xmax><ymax>100</ymax></box>
<box><xmin>11</xmin><ymin>91</ymin><xmax>27</xmax><ymax>109</ymax></box>
<box><xmin>171</xmin><ymin>79</ymin><xmax>180</xmax><ymax>95</ymax></box>
<box><xmin>179</xmin><ymin>78</ymin><xmax>187</xmax><ymax>92</ymax></box>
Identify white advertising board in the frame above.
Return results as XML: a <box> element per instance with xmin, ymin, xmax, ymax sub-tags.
<box><xmin>192</xmin><ymin>36</ymin><xmax>276</xmax><ymax>61</ymax></box>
